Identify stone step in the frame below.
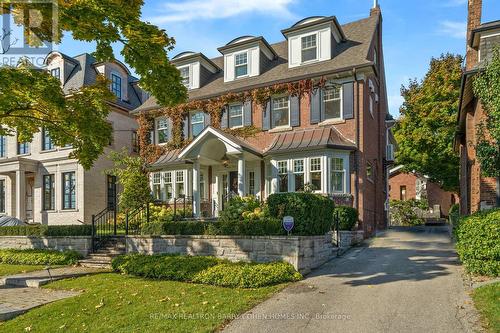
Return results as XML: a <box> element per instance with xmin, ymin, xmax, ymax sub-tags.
<box><xmin>86</xmin><ymin>254</ymin><xmax>114</xmax><ymax>262</ymax></box>
<box><xmin>79</xmin><ymin>261</ymin><xmax>112</xmax><ymax>269</ymax></box>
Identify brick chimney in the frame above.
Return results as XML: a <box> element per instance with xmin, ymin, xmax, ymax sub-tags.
<box><xmin>370</xmin><ymin>0</ymin><xmax>381</xmax><ymax>16</ymax></box>
<box><xmin>466</xmin><ymin>0</ymin><xmax>482</xmax><ymax>70</ymax></box>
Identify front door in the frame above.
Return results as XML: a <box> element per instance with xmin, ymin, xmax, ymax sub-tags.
<box><xmin>229</xmin><ymin>171</ymin><xmax>238</xmax><ymax>196</ymax></box>
<box><xmin>25</xmin><ymin>176</ymin><xmax>34</xmax><ymax>222</ymax></box>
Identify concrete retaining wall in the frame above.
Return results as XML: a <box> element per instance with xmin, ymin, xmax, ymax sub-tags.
<box><xmin>126</xmin><ymin>233</ymin><xmax>337</xmax><ymax>274</ymax></box>
<box><xmin>0</xmin><ymin>236</ymin><xmax>92</xmax><ymax>256</ymax></box>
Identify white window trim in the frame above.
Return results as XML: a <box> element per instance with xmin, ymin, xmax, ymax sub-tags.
<box><xmin>309</xmin><ymin>157</ymin><xmax>323</xmax><ymax>193</ymax></box>
<box><xmin>271</xmin><ymin>95</ymin><xmax>291</xmax><ymax>129</ymax></box>
<box><xmin>228</xmin><ymin>103</ymin><xmax>244</xmax><ymax>129</ymax></box>
<box><xmin>155</xmin><ymin>117</ymin><xmax>170</xmax><ymax>145</ymax></box>
<box><xmin>190</xmin><ymin>111</ymin><xmax>205</xmax><ymax>138</ymax></box>
<box><xmin>323</xmin><ymin>84</ymin><xmax>343</xmax><ymax>121</ymax></box>
<box><xmin>277</xmin><ymin>160</ymin><xmax>289</xmax><ymax>193</ymax></box>
<box><xmin>151</xmin><ymin>170</ymin><xmax>188</xmax><ymax>202</ymax></box>
<box><xmin>293</xmin><ymin>159</ymin><xmax>305</xmax><ymax>192</ymax></box>
<box><xmin>273</xmin><ymin>156</ymin><xmax>326</xmax><ymax>194</ymax></box>
<box><xmin>178</xmin><ymin>65</ymin><xmax>191</xmax><ymax>89</ymax></box>
<box><xmin>330</xmin><ymin>157</ymin><xmax>347</xmax><ymax>194</ymax></box>
<box><xmin>234</xmin><ymin>51</ymin><xmax>249</xmax><ymax>79</ymax></box>
<box><xmin>300</xmin><ymin>32</ymin><xmax>319</xmax><ymax>64</ymax></box>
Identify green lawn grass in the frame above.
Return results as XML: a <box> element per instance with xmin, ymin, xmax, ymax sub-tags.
<box><xmin>0</xmin><ymin>264</ymin><xmax>48</xmax><ymax>277</ymax></box>
<box><xmin>472</xmin><ymin>282</ymin><xmax>500</xmax><ymax>333</ymax></box>
<box><xmin>0</xmin><ymin>273</ymin><xmax>284</xmax><ymax>332</ymax></box>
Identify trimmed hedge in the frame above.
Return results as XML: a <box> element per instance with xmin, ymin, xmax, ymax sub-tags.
<box><xmin>0</xmin><ymin>225</ymin><xmax>92</xmax><ymax>236</ymax></box>
<box><xmin>267</xmin><ymin>193</ymin><xmax>334</xmax><ymax>236</ymax></box>
<box><xmin>455</xmin><ymin>209</ymin><xmax>500</xmax><ymax>277</ymax></box>
<box><xmin>141</xmin><ymin>221</ymin><xmax>212</xmax><ymax>236</ymax></box>
<box><xmin>333</xmin><ymin>206</ymin><xmax>358</xmax><ymax>231</ymax></box>
<box><xmin>112</xmin><ymin>254</ymin><xmax>302</xmax><ymax>288</ymax></box>
<box><xmin>0</xmin><ymin>249</ymin><xmax>82</xmax><ymax>265</ymax></box>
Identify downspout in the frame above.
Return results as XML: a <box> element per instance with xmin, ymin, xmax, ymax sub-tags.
<box><xmin>353</xmin><ymin>68</ymin><xmax>360</xmax><ymax>215</ymax></box>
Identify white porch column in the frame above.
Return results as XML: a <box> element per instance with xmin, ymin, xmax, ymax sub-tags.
<box><xmin>237</xmin><ymin>155</ymin><xmax>245</xmax><ymax>197</ymax></box>
<box><xmin>15</xmin><ymin>170</ymin><xmax>26</xmax><ymax>221</ymax></box>
<box><xmin>192</xmin><ymin>160</ymin><xmax>201</xmax><ymax>218</ymax></box>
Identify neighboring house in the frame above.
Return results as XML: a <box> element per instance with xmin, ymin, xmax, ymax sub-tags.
<box><xmin>389</xmin><ymin>166</ymin><xmax>458</xmax><ymax>217</ymax></box>
<box><xmin>135</xmin><ymin>4</ymin><xmax>392</xmax><ymax>236</ymax></box>
<box><xmin>455</xmin><ymin>0</ymin><xmax>500</xmax><ymax>215</ymax></box>
<box><xmin>0</xmin><ymin>52</ymin><xmax>145</xmax><ymax>225</ymax></box>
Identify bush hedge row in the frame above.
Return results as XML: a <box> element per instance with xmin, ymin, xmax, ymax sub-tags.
<box><xmin>112</xmin><ymin>254</ymin><xmax>302</xmax><ymax>288</ymax></box>
<box><xmin>333</xmin><ymin>206</ymin><xmax>358</xmax><ymax>231</ymax></box>
<box><xmin>267</xmin><ymin>193</ymin><xmax>334</xmax><ymax>236</ymax></box>
<box><xmin>455</xmin><ymin>209</ymin><xmax>499</xmax><ymax>277</ymax></box>
<box><xmin>0</xmin><ymin>249</ymin><xmax>82</xmax><ymax>265</ymax></box>
<box><xmin>0</xmin><ymin>225</ymin><xmax>92</xmax><ymax>236</ymax></box>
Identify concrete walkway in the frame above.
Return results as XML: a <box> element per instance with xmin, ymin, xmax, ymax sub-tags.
<box><xmin>0</xmin><ymin>266</ymin><xmax>104</xmax><ymax>321</ymax></box>
<box><xmin>223</xmin><ymin>226</ymin><xmax>480</xmax><ymax>333</ymax></box>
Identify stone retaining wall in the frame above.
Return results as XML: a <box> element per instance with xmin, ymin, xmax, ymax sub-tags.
<box><xmin>0</xmin><ymin>236</ymin><xmax>92</xmax><ymax>256</ymax></box>
<box><xmin>332</xmin><ymin>231</ymin><xmax>365</xmax><ymax>248</ymax></box>
<box><xmin>126</xmin><ymin>234</ymin><xmax>337</xmax><ymax>274</ymax></box>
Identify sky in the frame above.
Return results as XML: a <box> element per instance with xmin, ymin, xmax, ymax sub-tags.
<box><xmin>57</xmin><ymin>0</ymin><xmax>500</xmax><ymax>117</ymax></box>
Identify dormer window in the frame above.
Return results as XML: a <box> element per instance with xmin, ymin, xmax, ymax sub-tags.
<box><xmin>50</xmin><ymin>68</ymin><xmax>60</xmax><ymax>80</ymax></box>
<box><xmin>111</xmin><ymin>74</ymin><xmax>122</xmax><ymax>99</ymax></box>
<box><xmin>235</xmin><ymin>52</ymin><xmax>248</xmax><ymax>78</ymax></box>
<box><xmin>301</xmin><ymin>34</ymin><xmax>317</xmax><ymax>62</ymax></box>
<box><xmin>179</xmin><ymin>66</ymin><xmax>190</xmax><ymax>88</ymax></box>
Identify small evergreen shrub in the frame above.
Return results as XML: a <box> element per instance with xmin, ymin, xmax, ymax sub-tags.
<box><xmin>141</xmin><ymin>221</ymin><xmax>213</xmax><ymax>236</ymax></box>
<box><xmin>192</xmin><ymin>262</ymin><xmax>302</xmax><ymax>288</ymax></box>
<box><xmin>333</xmin><ymin>206</ymin><xmax>358</xmax><ymax>231</ymax></box>
<box><xmin>0</xmin><ymin>224</ymin><xmax>92</xmax><ymax>236</ymax></box>
<box><xmin>0</xmin><ymin>249</ymin><xmax>81</xmax><ymax>265</ymax></box>
<box><xmin>267</xmin><ymin>193</ymin><xmax>334</xmax><ymax>235</ymax></box>
<box><xmin>112</xmin><ymin>254</ymin><xmax>302</xmax><ymax>288</ymax></box>
<box><xmin>455</xmin><ymin>209</ymin><xmax>500</xmax><ymax>277</ymax></box>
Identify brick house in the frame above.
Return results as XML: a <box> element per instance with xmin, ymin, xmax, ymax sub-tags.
<box><xmin>455</xmin><ymin>0</ymin><xmax>500</xmax><ymax>215</ymax></box>
<box><xmin>389</xmin><ymin>166</ymin><xmax>459</xmax><ymax>217</ymax></box>
<box><xmin>135</xmin><ymin>4</ymin><xmax>392</xmax><ymax>236</ymax></box>
<box><xmin>0</xmin><ymin>52</ymin><xmax>145</xmax><ymax>224</ymax></box>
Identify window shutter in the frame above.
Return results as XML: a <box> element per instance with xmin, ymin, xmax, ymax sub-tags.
<box><xmin>183</xmin><ymin>116</ymin><xmax>189</xmax><ymax>139</ymax></box>
<box><xmin>343</xmin><ymin>82</ymin><xmax>354</xmax><ymax>119</ymax></box>
<box><xmin>262</xmin><ymin>100</ymin><xmax>271</xmax><ymax>130</ymax></box>
<box><xmin>204</xmin><ymin>112</ymin><xmax>211</xmax><ymax>128</ymax></box>
<box><xmin>310</xmin><ymin>89</ymin><xmax>322</xmax><ymax>124</ymax></box>
<box><xmin>243</xmin><ymin>101</ymin><xmax>252</xmax><ymax>126</ymax></box>
<box><xmin>220</xmin><ymin>106</ymin><xmax>228</xmax><ymax>129</ymax></box>
<box><xmin>290</xmin><ymin>95</ymin><xmax>300</xmax><ymax>127</ymax></box>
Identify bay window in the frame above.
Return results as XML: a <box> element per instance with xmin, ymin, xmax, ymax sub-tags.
<box><xmin>176</xmin><ymin>171</ymin><xmax>185</xmax><ymax>198</ymax></box>
<box><xmin>277</xmin><ymin>161</ymin><xmax>288</xmax><ymax>193</ymax></box>
<box><xmin>272</xmin><ymin>96</ymin><xmax>289</xmax><ymax>128</ymax></box>
<box><xmin>309</xmin><ymin>157</ymin><xmax>322</xmax><ymax>191</ymax></box>
<box><xmin>331</xmin><ymin>157</ymin><xmax>346</xmax><ymax>193</ymax></box>
<box><xmin>163</xmin><ymin>172</ymin><xmax>173</xmax><ymax>200</ymax></box>
<box><xmin>293</xmin><ymin>159</ymin><xmax>305</xmax><ymax>192</ymax></box>
<box><xmin>152</xmin><ymin>172</ymin><xmax>161</xmax><ymax>201</ymax></box>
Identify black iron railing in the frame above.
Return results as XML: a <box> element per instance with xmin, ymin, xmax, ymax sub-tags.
<box><xmin>91</xmin><ymin>206</ymin><xmax>117</xmax><ymax>252</ymax></box>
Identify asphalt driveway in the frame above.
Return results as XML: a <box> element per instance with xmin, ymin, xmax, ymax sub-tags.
<box><xmin>223</xmin><ymin>226</ymin><xmax>479</xmax><ymax>333</ymax></box>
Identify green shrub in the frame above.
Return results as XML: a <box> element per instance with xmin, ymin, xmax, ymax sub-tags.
<box><xmin>112</xmin><ymin>254</ymin><xmax>222</xmax><ymax>281</ymax></box>
<box><xmin>192</xmin><ymin>262</ymin><xmax>302</xmax><ymax>288</ymax></box>
<box><xmin>112</xmin><ymin>254</ymin><xmax>302</xmax><ymax>288</ymax></box>
<box><xmin>0</xmin><ymin>249</ymin><xmax>81</xmax><ymax>265</ymax></box>
<box><xmin>333</xmin><ymin>206</ymin><xmax>358</xmax><ymax>231</ymax></box>
<box><xmin>267</xmin><ymin>193</ymin><xmax>334</xmax><ymax>236</ymax></box>
<box><xmin>389</xmin><ymin>199</ymin><xmax>427</xmax><ymax>226</ymax></box>
<box><xmin>449</xmin><ymin>203</ymin><xmax>460</xmax><ymax>227</ymax></box>
<box><xmin>455</xmin><ymin>209</ymin><xmax>500</xmax><ymax>277</ymax></box>
<box><xmin>0</xmin><ymin>224</ymin><xmax>92</xmax><ymax>236</ymax></box>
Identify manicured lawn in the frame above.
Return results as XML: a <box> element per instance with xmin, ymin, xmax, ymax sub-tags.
<box><xmin>0</xmin><ymin>264</ymin><xmax>48</xmax><ymax>277</ymax></box>
<box><xmin>472</xmin><ymin>282</ymin><xmax>500</xmax><ymax>333</ymax></box>
<box><xmin>0</xmin><ymin>273</ymin><xmax>285</xmax><ymax>332</ymax></box>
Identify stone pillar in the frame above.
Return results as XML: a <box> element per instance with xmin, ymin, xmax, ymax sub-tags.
<box><xmin>237</xmin><ymin>155</ymin><xmax>245</xmax><ymax>197</ymax></box>
<box><xmin>15</xmin><ymin>170</ymin><xmax>26</xmax><ymax>221</ymax></box>
<box><xmin>192</xmin><ymin>160</ymin><xmax>200</xmax><ymax>218</ymax></box>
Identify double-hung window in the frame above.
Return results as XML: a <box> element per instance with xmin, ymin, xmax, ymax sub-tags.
<box><xmin>310</xmin><ymin>158</ymin><xmax>322</xmax><ymax>191</ymax></box>
<box><xmin>43</xmin><ymin>174</ymin><xmax>55</xmax><ymax>210</ymax></box>
<box><xmin>324</xmin><ymin>85</ymin><xmax>342</xmax><ymax>120</ymax></box>
<box><xmin>152</xmin><ymin>173</ymin><xmax>161</xmax><ymax>201</ymax></box>
<box><xmin>293</xmin><ymin>159</ymin><xmax>305</xmax><ymax>192</ymax></box>
<box><xmin>234</xmin><ymin>52</ymin><xmax>248</xmax><ymax>78</ymax></box>
<box><xmin>0</xmin><ymin>136</ymin><xmax>6</xmax><ymax>157</ymax></box>
<box><xmin>163</xmin><ymin>172</ymin><xmax>173</xmax><ymax>201</ymax></box>
<box><xmin>62</xmin><ymin>172</ymin><xmax>76</xmax><ymax>210</ymax></box>
<box><xmin>111</xmin><ymin>74</ymin><xmax>122</xmax><ymax>99</ymax></box>
<box><xmin>301</xmin><ymin>34</ymin><xmax>317</xmax><ymax>63</ymax></box>
<box><xmin>17</xmin><ymin>140</ymin><xmax>29</xmax><ymax>155</ymax></box>
<box><xmin>156</xmin><ymin>117</ymin><xmax>170</xmax><ymax>144</ymax></box>
<box><xmin>229</xmin><ymin>104</ymin><xmax>243</xmax><ymax>128</ymax></box>
<box><xmin>50</xmin><ymin>67</ymin><xmax>60</xmax><ymax>80</ymax></box>
<box><xmin>0</xmin><ymin>179</ymin><xmax>5</xmax><ymax>213</ymax></box>
<box><xmin>331</xmin><ymin>158</ymin><xmax>345</xmax><ymax>193</ymax></box>
<box><xmin>272</xmin><ymin>96</ymin><xmax>289</xmax><ymax>128</ymax></box>
<box><xmin>277</xmin><ymin>161</ymin><xmax>288</xmax><ymax>193</ymax></box>
<box><xmin>191</xmin><ymin>112</ymin><xmax>205</xmax><ymax>138</ymax></box>
<box><xmin>42</xmin><ymin>128</ymin><xmax>54</xmax><ymax>151</ymax></box>
<box><xmin>176</xmin><ymin>171</ymin><xmax>185</xmax><ymax>198</ymax></box>
<box><xmin>179</xmin><ymin>66</ymin><xmax>190</xmax><ymax>88</ymax></box>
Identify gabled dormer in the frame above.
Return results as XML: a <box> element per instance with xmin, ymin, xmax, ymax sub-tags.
<box><xmin>171</xmin><ymin>52</ymin><xmax>219</xmax><ymax>90</ymax></box>
<box><xmin>217</xmin><ymin>36</ymin><xmax>277</xmax><ymax>83</ymax></box>
<box><xmin>44</xmin><ymin>51</ymin><xmax>79</xmax><ymax>84</ymax></box>
<box><xmin>94</xmin><ymin>59</ymin><xmax>133</xmax><ymax>101</ymax></box>
<box><xmin>469</xmin><ymin>20</ymin><xmax>500</xmax><ymax>65</ymax></box>
<box><xmin>281</xmin><ymin>16</ymin><xmax>346</xmax><ymax>68</ymax></box>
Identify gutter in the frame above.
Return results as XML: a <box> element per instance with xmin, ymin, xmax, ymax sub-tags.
<box><xmin>353</xmin><ymin>67</ymin><xmax>360</xmax><ymax>213</ymax></box>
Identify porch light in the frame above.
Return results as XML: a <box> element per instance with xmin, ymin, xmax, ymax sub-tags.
<box><xmin>221</xmin><ymin>154</ymin><xmax>230</xmax><ymax>167</ymax></box>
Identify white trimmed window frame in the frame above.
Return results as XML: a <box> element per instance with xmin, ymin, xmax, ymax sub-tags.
<box><xmin>323</xmin><ymin>84</ymin><xmax>343</xmax><ymax>120</ymax></box>
<box><xmin>178</xmin><ymin>65</ymin><xmax>190</xmax><ymax>88</ymax></box>
<box><xmin>156</xmin><ymin>117</ymin><xmax>170</xmax><ymax>145</ymax></box>
<box><xmin>234</xmin><ymin>51</ymin><xmax>249</xmax><ymax>79</ymax></box>
<box><xmin>228</xmin><ymin>103</ymin><xmax>244</xmax><ymax>129</ymax></box>
<box><xmin>301</xmin><ymin>33</ymin><xmax>318</xmax><ymax>63</ymax></box>
<box><xmin>271</xmin><ymin>95</ymin><xmax>290</xmax><ymax>129</ymax></box>
<box><xmin>150</xmin><ymin>170</ymin><xmax>188</xmax><ymax>202</ymax></box>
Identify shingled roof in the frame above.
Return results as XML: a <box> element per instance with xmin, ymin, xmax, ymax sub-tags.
<box><xmin>135</xmin><ymin>15</ymin><xmax>378</xmax><ymax>113</ymax></box>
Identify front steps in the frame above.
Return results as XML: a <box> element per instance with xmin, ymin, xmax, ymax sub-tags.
<box><xmin>79</xmin><ymin>238</ymin><xmax>126</xmax><ymax>269</ymax></box>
